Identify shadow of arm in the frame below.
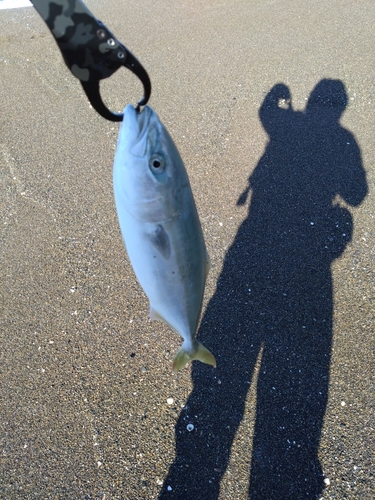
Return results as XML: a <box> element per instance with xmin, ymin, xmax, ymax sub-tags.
<box><xmin>337</xmin><ymin>137</ymin><xmax>368</xmax><ymax>206</ymax></box>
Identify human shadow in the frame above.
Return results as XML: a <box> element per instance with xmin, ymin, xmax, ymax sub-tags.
<box><xmin>158</xmin><ymin>79</ymin><xmax>368</xmax><ymax>499</ymax></box>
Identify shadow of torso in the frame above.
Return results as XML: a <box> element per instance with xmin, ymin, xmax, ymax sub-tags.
<box><xmin>159</xmin><ymin>80</ymin><xmax>367</xmax><ymax>500</ymax></box>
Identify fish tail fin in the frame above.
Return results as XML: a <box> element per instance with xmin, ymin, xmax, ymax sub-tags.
<box><xmin>172</xmin><ymin>341</ymin><xmax>216</xmax><ymax>372</ymax></box>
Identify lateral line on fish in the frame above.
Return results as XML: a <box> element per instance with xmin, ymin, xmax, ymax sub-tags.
<box><xmin>122</xmin><ymin>203</ymin><xmax>183</xmax><ymax>224</ymax></box>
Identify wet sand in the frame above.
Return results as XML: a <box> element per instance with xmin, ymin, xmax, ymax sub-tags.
<box><xmin>1</xmin><ymin>1</ymin><xmax>374</xmax><ymax>498</ymax></box>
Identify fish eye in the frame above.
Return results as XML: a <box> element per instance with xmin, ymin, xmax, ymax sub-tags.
<box><xmin>149</xmin><ymin>154</ymin><xmax>166</xmax><ymax>174</ymax></box>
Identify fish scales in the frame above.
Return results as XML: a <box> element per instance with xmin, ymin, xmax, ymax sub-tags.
<box><xmin>113</xmin><ymin>105</ymin><xmax>216</xmax><ymax>371</ymax></box>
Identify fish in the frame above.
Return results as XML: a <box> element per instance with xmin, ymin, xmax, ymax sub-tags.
<box><xmin>113</xmin><ymin>104</ymin><xmax>216</xmax><ymax>371</ymax></box>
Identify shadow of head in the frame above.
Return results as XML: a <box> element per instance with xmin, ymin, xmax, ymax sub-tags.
<box><xmin>306</xmin><ymin>79</ymin><xmax>348</xmax><ymax>122</ymax></box>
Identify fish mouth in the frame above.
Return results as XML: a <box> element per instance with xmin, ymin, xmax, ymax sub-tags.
<box><xmin>123</xmin><ymin>105</ymin><xmax>153</xmax><ymax>157</ymax></box>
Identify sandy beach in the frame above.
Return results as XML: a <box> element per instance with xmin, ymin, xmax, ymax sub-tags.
<box><xmin>1</xmin><ymin>1</ymin><xmax>374</xmax><ymax>498</ymax></box>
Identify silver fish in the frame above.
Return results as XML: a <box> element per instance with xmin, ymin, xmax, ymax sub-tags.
<box><xmin>113</xmin><ymin>105</ymin><xmax>216</xmax><ymax>371</ymax></box>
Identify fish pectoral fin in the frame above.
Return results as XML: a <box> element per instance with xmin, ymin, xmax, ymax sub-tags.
<box><xmin>172</xmin><ymin>341</ymin><xmax>216</xmax><ymax>372</ymax></box>
<box><xmin>149</xmin><ymin>306</ymin><xmax>165</xmax><ymax>322</ymax></box>
<box><xmin>147</xmin><ymin>224</ymin><xmax>171</xmax><ymax>259</ymax></box>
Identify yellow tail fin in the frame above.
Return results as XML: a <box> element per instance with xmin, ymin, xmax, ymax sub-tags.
<box><xmin>172</xmin><ymin>341</ymin><xmax>216</xmax><ymax>372</ymax></box>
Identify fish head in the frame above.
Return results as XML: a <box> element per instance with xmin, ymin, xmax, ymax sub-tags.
<box><xmin>114</xmin><ymin>105</ymin><xmax>188</xmax><ymax>222</ymax></box>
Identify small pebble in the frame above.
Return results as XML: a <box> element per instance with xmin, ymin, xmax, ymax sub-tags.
<box><xmin>167</xmin><ymin>486</ymin><xmax>172</xmax><ymax>491</ymax></box>
<box><xmin>341</xmin><ymin>401</ymin><xmax>346</xmax><ymax>406</ymax></box>
<box><xmin>167</xmin><ymin>398</ymin><xmax>174</xmax><ymax>405</ymax></box>
<box><xmin>186</xmin><ymin>424</ymin><xmax>194</xmax><ymax>432</ymax></box>
<box><xmin>324</xmin><ymin>478</ymin><xmax>330</xmax><ymax>486</ymax></box>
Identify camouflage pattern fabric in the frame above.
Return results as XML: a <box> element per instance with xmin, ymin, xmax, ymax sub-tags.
<box><xmin>30</xmin><ymin>0</ymin><xmax>130</xmax><ymax>82</ymax></box>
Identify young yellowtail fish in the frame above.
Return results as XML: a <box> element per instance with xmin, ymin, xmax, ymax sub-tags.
<box><xmin>113</xmin><ymin>105</ymin><xmax>216</xmax><ymax>371</ymax></box>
